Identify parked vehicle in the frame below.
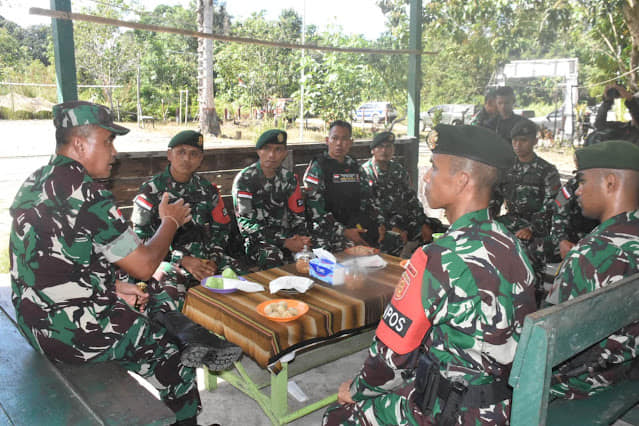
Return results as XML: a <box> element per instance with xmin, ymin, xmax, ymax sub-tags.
<box><xmin>531</xmin><ymin>109</ymin><xmax>567</xmax><ymax>136</ymax></box>
<box><xmin>419</xmin><ymin>104</ymin><xmax>477</xmax><ymax>130</ymax></box>
<box><xmin>354</xmin><ymin>102</ymin><xmax>398</xmax><ymax>124</ymax></box>
<box><xmin>514</xmin><ymin>109</ymin><xmax>535</xmax><ymax>119</ymax></box>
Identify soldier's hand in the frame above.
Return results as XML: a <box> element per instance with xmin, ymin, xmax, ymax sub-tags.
<box><xmin>284</xmin><ymin>235</ymin><xmax>307</xmax><ymax>253</ymax></box>
<box><xmin>515</xmin><ymin>227</ymin><xmax>533</xmax><ymax>240</ymax></box>
<box><xmin>420</xmin><ymin>224</ymin><xmax>433</xmax><ymax>243</ymax></box>
<box><xmin>559</xmin><ymin>240</ymin><xmax>575</xmax><ymax>259</ymax></box>
<box><xmin>337</xmin><ymin>379</ymin><xmax>354</xmax><ymax>405</ymax></box>
<box><xmin>115</xmin><ymin>280</ymin><xmax>149</xmax><ymax>311</ymax></box>
<box><xmin>378</xmin><ymin>224</ymin><xmax>386</xmax><ymax>243</ymax></box>
<box><xmin>158</xmin><ymin>192</ymin><xmax>192</xmax><ymax>227</ymax></box>
<box><xmin>343</xmin><ymin>227</ymin><xmax>368</xmax><ymax>245</ymax></box>
<box><xmin>182</xmin><ymin>256</ymin><xmax>217</xmax><ymax>280</ymax></box>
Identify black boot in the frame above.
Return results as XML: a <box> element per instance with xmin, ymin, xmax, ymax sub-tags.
<box><xmin>154</xmin><ymin>311</ymin><xmax>242</xmax><ymax>371</ymax></box>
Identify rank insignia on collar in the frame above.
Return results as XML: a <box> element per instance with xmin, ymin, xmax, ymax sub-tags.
<box><xmin>427</xmin><ymin>130</ymin><xmax>438</xmax><ymax>150</ymax></box>
<box><xmin>277</xmin><ymin>132</ymin><xmax>285</xmax><ymax>143</ymax></box>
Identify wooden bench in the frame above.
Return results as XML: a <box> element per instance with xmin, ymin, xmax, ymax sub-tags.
<box><xmin>509</xmin><ymin>272</ymin><xmax>639</xmax><ymax>425</ymax></box>
<box><xmin>0</xmin><ymin>302</ymin><xmax>174</xmax><ymax>425</ymax></box>
<box><xmin>108</xmin><ymin>138</ymin><xmax>419</xmax><ymax>220</ymax></box>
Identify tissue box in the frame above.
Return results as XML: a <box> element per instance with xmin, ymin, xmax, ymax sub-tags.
<box><xmin>309</xmin><ymin>258</ymin><xmax>345</xmax><ymax>285</ymax></box>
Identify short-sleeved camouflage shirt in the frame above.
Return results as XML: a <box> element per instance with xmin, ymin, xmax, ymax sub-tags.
<box><xmin>10</xmin><ymin>155</ymin><xmax>141</xmax><ymax>362</ymax></box>
<box><xmin>548</xmin><ymin>210</ymin><xmax>639</xmax><ymax>399</ymax></box>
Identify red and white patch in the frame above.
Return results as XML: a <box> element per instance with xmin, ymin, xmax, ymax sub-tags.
<box><xmin>134</xmin><ymin>194</ymin><xmax>153</xmax><ymax>211</ymax></box>
<box><xmin>305</xmin><ymin>175</ymin><xmax>319</xmax><ymax>185</ymax></box>
<box><xmin>237</xmin><ymin>191</ymin><xmax>253</xmax><ymax>199</ymax></box>
<box><xmin>376</xmin><ymin>248</ymin><xmax>431</xmax><ymax>354</ymax></box>
<box><xmin>211</xmin><ymin>200</ymin><xmax>231</xmax><ymax>224</ymax></box>
<box><xmin>288</xmin><ymin>179</ymin><xmax>305</xmax><ymax>214</ymax></box>
<box><xmin>561</xmin><ymin>186</ymin><xmax>571</xmax><ymax>199</ymax></box>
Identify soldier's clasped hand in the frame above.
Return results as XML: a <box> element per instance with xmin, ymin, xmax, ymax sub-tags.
<box><xmin>158</xmin><ymin>192</ymin><xmax>192</xmax><ymax>228</ymax></box>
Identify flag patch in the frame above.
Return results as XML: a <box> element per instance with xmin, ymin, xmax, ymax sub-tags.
<box><xmin>305</xmin><ymin>175</ymin><xmax>319</xmax><ymax>185</ymax></box>
<box><xmin>237</xmin><ymin>191</ymin><xmax>253</xmax><ymax>199</ymax></box>
<box><xmin>134</xmin><ymin>195</ymin><xmax>153</xmax><ymax>211</ymax></box>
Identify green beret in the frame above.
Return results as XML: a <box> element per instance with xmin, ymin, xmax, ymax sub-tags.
<box><xmin>256</xmin><ymin>129</ymin><xmax>287</xmax><ymax>149</ymax></box>
<box><xmin>168</xmin><ymin>130</ymin><xmax>204</xmax><ymax>150</ymax></box>
<box><xmin>576</xmin><ymin>140</ymin><xmax>639</xmax><ymax>171</ymax></box>
<box><xmin>53</xmin><ymin>100</ymin><xmax>129</xmax><ymax>135</ymax></box>
<box><xmin>427</xmin><ymin>124</ymin><xmax>514</xmax><ymax>169</ymax></box>
<box><xmin>510</xmin><ymin>118</ymin><xmax>538</xmax><ymax>139</ymax></box>
<box><xmin>371</xmin><ymin>132</ymin><xmax>396</xmax><ymax>149</ymax></box>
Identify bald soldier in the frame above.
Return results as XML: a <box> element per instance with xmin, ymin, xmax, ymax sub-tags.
<box><xmin>324</xmin><ymin>125</ymin><xmax>537</xmax><ymax>426</ymax></box>
<box><xmin>547</xmin><ymin>140</ymin><xmax>639</xmax><ymax>400</ymax></box>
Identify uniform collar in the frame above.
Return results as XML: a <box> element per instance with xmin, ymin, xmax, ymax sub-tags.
<box><xmin>448</xmin><ymin>208</ymin><xmax>491</xmax><ymax>231</ymax></box>
<box><xmin>164</xmin><ymin>164</ymin><xmax>195</xmax><ymax>185</ymax></box>
<box><xmin>50</xmin><ymin>154</ymin><xmax>92</xmax><ymax>179</ymax></box>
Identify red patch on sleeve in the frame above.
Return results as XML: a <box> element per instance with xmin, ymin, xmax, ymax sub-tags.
<box><xmin>211</xmin><ymin>200</ymin><xmax>231</xmax><ymax>224</ymax></box>
<box><xmin>288</xmin><ymin>175</ymin><xmax>305</xmax><ymax>214</ymax></box>
<box><xmin>375</xmin><ymin>249</ymin><xmax>431</xmax><ymax>354</ymax></box>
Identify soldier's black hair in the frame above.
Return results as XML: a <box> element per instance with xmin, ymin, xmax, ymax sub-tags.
<box><xmin>495</xmin><ymin>86</ymin><xmax>515</xmax><ymax>98</ymax></box>
<box><xmin>485</xmin><ymin>90</ymin><xmax>497</xmax><ymax>102</ymax></box>
<box><xmin>328</xmin><ymin>120</ymin><xmax>352</xmax><ymax>136</ymax></box>
<box><xmin>55</xmin><ymin>125</ymin><xmax>93</xmax><ymax>148</ymax></box>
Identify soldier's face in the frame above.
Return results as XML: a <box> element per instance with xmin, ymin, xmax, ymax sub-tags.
<box><xmin>168</xmin><ymin>145</ymin><xmax>203</xmax><ymax>179</ymax></box>
<box><xmin>496</xmin><ymin>95</ymin><xmax>514</xmax><ymax>118</ymax></box>
<box><xmin>485</xmin><ymin>98</ymin><xmax>497</xmax><ymax>115</ymax></box>
<box><xmin>424</xmin><ymin>154</ymin><xmax>455</xmax><ymax>209</ymax></box>
<box><xmin>512</xmin><ymin>136</ymin><xmax>536</xmax><ymax>162</ymax></box>
<box><xmin>79</xmin><ymin>126</ymin><xmax>117</xmax><ymax>179</ymax></box>
<box><xmin>257</xmin><ymin>143</ymin><xmax>288</xmax><ymax>174</ymax></box>
<box><xmin>326</xmin><ymin>126</ymin><xmax>353</xmax><ymax>162</ymax></box>
<box><xmin>372</xmin><ymin>142</ymin><xmax>394</xmax><ymax>163</ymax></box>
<box><xmin>575</xmin><ymin>169</ymin><xmax>606</xmax><ymax>220</ymax></box>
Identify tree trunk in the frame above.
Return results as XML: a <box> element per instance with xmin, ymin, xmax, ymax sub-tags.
<box><xmin>623</xmin><ymin>0</ymin><xmax>639</xmax><ymax>91</ymax></box>
<box><xmin>198</xmin><ymin>0</ymin><xmax>221</xmax><ymax>136</ymax></box>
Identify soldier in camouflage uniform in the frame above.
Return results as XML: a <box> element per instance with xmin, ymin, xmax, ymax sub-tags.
<box><xmin>131</xmin><ymin>130</ymin><xmax>241</xmax><ymax>305</ymax></box>
<box><xmin>485</xmin><ymin>86</ymin><xmax>526</xmax><ymax>143</ymax></box>
<box><xmin>360</xmin><ymin>131</ymin><xmax>444</xmax><ymax>257</ymax></box>
<box><xmin>470</xmin><ymin>89</ymin><xmax>497</xmax><ymax>129</ymax></box>
<box><xmin>232</xmin><ymin>129</ymin><xmax>309</xmax><ymax>269</ymax></box>
<box><xmin>324</xmin><ymin>124</ymin><xmax>537</xmax><ymax>426</ymax></box>
<box><xmin>304</xmin><ymin>120</ymin><xmax>383</xmax><ymax>252</ymax></box>
<box><xmin>546</xmin><ymin>140</ymin><xmax>639</xmax><ymax>399</ymax></box>
<box><xmin>10</xmin><ymin>101</ymin><xmax>240</xmax><ymax>426</ymax></box>
<box><xmin>493</xmin><ymin>119</ymin><xmax>560</xmax><ymax>295</ymax></box>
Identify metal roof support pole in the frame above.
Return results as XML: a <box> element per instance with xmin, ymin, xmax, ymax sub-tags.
<box><xmin>51</xmin><ymin>0</ymin><xmax>78</xmax><ymax>102</ymax></box>
<box><xmin>406</xmin><ymin>0</ymin><xmax>422</xmax><ymax>190</ymax></box>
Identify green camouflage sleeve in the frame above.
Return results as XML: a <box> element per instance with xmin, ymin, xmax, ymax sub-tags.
<box><xmin>358</xmin><ymin>168</ymin><xmax>385</xmax><ymax>227</ymax></box>
<box><xmin>89</xmin><ymin>191</ymin><xmax>140</xmax><ymax>262</ymax></box>
<box><xmin>303</xmin><ymin>159</ymin><xmax>345</xmax><ymax>236</ymax></box>
<box><xmin>131</xmin><ymin>181</ymin><xmax>161</xmax><ymax>241</ymax></box>
<box><xmin>232</xmin><ymin>170</ymin><xmax>282</xmax><ymax>246</ymax></box>
<box><xmin>530</xmin><ymin>165</ymin><xmax>561</xmax><ymax>236</ymax></box>
<box><xmin>550</xmin><ymin>179</ymin><xmax>577</xmax><ymax>245</ymax></box>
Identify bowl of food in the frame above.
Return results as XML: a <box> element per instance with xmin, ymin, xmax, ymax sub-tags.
<box><xmin>256</xmin><ymin>299</ymin><xmax>309</xmax><ymax>322</ymax></box>
<box><xmin>344</xmin><ymin>246</ymin><xmax>380</xmax><ymax>256</ymax></box>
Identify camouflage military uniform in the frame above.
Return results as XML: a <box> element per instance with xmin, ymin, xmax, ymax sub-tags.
<box><xmin>470</xmin><ymin>106</ymin><xmax>495</xmax><ymax>128</ymax></box>
<box><xmin>486</xmin><ymin>113</ymin><xmax>526</xmax><ymax>143</ymax></box>
<box><xmin>547</xmin><ymin>210</ymin><xmax>639</xmax><ymax>399</ymax></box>
<box><xmin>10</xmin><ymin>155</ymin><xmax>200</xmax><ymax>421</ymax></box>
<box><xmin>548</xmin><ymin>177</ymin><xmax>599</xmax><ymax>261</ymax></box>
<box><xmin>304</xmin><ymin>152</ymin><xmax>381</xmax><ymax>251</ymax></box>
<box><xmin>131</xmin><ymin>166</ymin><xmax>241</xmax><ymax>300</ymax></box>
<box><xmin>494</xmin><ymin>154</ymin><xmax>560</xmax><ymax>284</ymax></box>
<box><xmin>324</xmin><ymin>209</ymin><xmax>537</xmax><ymax>425</ymax></box>
<box><xmin>360</xmin><ymin>158</ymin><xmax>442</xmax><ymax>256</ymax></box>
<box><xmin>232</xmin><ymin>161</ymin><xmax>307</xmax><ymax>269</ymax></box>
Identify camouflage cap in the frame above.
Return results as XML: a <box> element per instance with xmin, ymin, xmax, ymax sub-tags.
<box><xmin>256</xmin><ymin>129</ymin><xmax>287</xmax><ymax>149</ymax></box>
<box><xmin>168</xmin><ymin>130</ymin><xmax>204</xmax><ymax>151</ymax></box>
<box><xmin>510</xmin><ymin>118</ymin><xmax>538</xmax><ymax>139</ymax></box>
<box><xmin>427</xmin><ymin>124</ymin><xmax>514</xmax><ymax>169</ymax></box>
<box><xmin>370</xmin><ymin>131</ymin><xmax>396</xmax><ymax>149</ymax></box>
<box><xmin>576</xmin><ymin>140</ymin><xmax>639</xmax><ymax>171</ymax></box>
<box><xmin>53</xmin><ymin>100</ymin><xmax>129</xmax><ymax>135</ymax></box>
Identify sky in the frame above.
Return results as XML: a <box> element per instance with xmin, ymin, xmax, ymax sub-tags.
<box><xmin>1</xmin><ymin>0</ymin><xmax>386</xmax><ymax>39</ymax></box>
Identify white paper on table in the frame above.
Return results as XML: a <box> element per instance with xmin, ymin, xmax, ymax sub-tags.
<box><xmin>224</xmin><ymin>278</ymin><xmax>264</xmax><ymax>292</ymax></box>
<box><xmin>269</xmin><ymin>276</ymin><xmax>314</xmax><ymax>294</ymax></box>
<box><xmin>312</xmin><ymin>248</ymin><xmax>336</xmax><ymax>263</ymax></box>
<box><xmin>342</xmin><ymin>255</ymin><xmax>387</xmax><ymax>269</ymax></box>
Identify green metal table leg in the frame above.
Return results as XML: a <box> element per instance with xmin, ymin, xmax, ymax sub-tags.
<box><xmin>271</xmin><ymin>363</ymin><xmax>289</xmax><ymax>418</ymax></box>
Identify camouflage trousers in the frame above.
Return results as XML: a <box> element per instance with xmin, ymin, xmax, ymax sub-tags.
<box><xmin>323</xmin><ymin>381</ymin><xmax>511</xmax><ymax>425</ymax></box>
<box><xmin>79</xmin><ymin>281</ymin><xmax>199</xmax><ymax>421</ymax></box>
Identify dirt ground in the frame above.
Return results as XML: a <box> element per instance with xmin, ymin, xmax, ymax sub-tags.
<box><xmin>0</xmin><ymin>119</ymin><xmax>576</xmax><ymax>272</ymax></box>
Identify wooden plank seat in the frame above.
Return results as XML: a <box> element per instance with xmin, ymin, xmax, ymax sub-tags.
<box><xmin>0</xmin><ymin>304</ymin><xmax>174</xmax><ymax>426</ymax></box>
<box><xmin>509</xmin><ymin>272</ymin><xmax>639</xmax><ymax>425</ymax></box>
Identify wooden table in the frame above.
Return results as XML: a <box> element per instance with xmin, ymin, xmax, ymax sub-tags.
<box><xmin>182</xmin><ymin>253</ymin><xmax>404</xmax><ymax>425</ymax></box>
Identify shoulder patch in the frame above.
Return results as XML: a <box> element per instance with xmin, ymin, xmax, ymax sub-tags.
<box><xmin>376</xmin><ymin>249</ymin><xmax>432</xmax><ymax>354</ymax></box>
<box><xmin>237</xmin><ymin>191</ymin><xmax>253</xmax><ymax>199</ymax></box>
<box><xmin>288</xmin><ymin>175</ymin><xmax>305</xmax><ymax>214</ymax></box>
<box><xmin>305</xmin><ymin>175</ymin><xmax>319</xmax><ymax>185</ymax></box>
<box><xmin>134</xmin><ymin>194</ymin><xmax>153</xmax><ymax>211</ymax></box>
<box><xmin>211</xmin><ymin>199</ymin><xmax>231</xmax><ymax>224</ymax></box>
